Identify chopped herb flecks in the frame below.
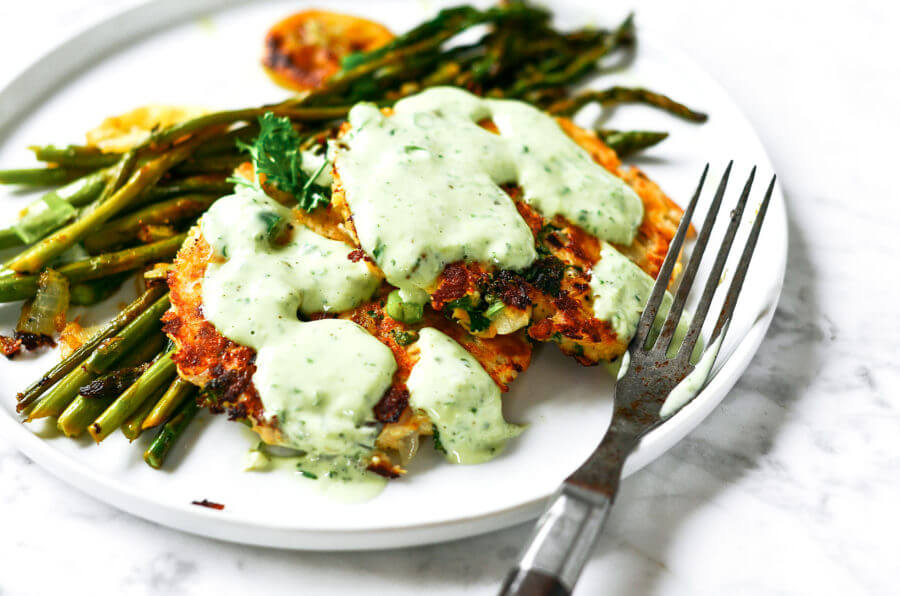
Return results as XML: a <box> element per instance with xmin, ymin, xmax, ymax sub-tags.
<box><xmin>237</xmin><ymin>112</ymin><xmax>331</xmax><ymax>212</ymax></box>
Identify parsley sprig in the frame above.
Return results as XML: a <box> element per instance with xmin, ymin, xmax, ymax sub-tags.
<box><xmin>236</xmin><ymin>112</ymin><xmax>331</xmax><ymax>212</ymax></box>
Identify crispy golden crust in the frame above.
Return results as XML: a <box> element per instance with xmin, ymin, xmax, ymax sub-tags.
<box><xmin>162</xmin><ymin>227</ymin><xmax>263</xmax><ymax>421</ymax></box>
<box><xmin>165</xmin><ymin>105</ymin><xmax>684</xmax><ymax>473</ymax></box>
<box><xmin>332</xmin><ymin>112</ymin><xmax>686</xmax><ymax>362</ymax></box>
<box><xmin>556</xmin><ymin>118</ymin><xmax>685</xmax><ymax>280</ymax></box>
<box><xmin>165</xmin><ymin>225</ymin><xmax>531</xmax><ymax>473</ymax></box>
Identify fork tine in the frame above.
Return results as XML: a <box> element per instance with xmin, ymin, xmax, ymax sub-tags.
<box><xmin>708</xmin><ymin>174</ymin><xmax>776</xmax><ymax>344</ymax></box>
<box><xmin>677</xmin><ymin>167</ymin><xmax>756</xmax><ymax>360</ymax></box>
<box><xmin>652</xmin><ymin>161</ymin><xmax>732</xmax><ymax>353</ymax></box>
<box><xmin>629</xmin><ymin>164</ymin><xmax>708</xmax><ymax>351</ymax></box>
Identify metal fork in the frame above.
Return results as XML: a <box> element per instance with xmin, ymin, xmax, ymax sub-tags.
<box><xmin>499</xmin><ymin>163</ymin><xmax>776</xmax><ymax>596</ymax></box>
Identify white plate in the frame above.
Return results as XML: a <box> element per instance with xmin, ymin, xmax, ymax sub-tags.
<box><xmin>0</xmin><ymin>0</ymin><xmax>786</xmax><ymax>550</ymax></box>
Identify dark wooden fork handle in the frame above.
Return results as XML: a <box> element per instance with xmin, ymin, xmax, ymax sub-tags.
<box><xmin>500</xmin><ymin>568</ymin><xmax>570</xmax><ymax>596</ymax></box>
<box><xmin>497</xmin><ymin>484</ymin><xmax>614</xmax><ymax>596</ymax></box>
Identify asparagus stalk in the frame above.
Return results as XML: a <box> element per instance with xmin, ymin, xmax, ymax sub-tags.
<box><xmin>121</xmin><ymin>383</ymin><xmax>167</xmax><ymax>441</ymax></box>
<box><xmin>84</xmin><ymin>194</ymin><xmax>216</xmax><ymax>253</ymax></box>
<box><xmin>39</xmin><ymin>168</ymin><xmax>112</xmax><ymax>208</ymax></box>
<box><xmin>29</xmin><ymin>145</ymin><xmax>120</xmax><ymax>169</ymax></box>
<box><xmin>4</xmin><ymin>133</ymin><xmax>205</xmax><ymax>274</ymax></box>
<box><xmin>15</xmin><ymin>285</ymin><xmax>165</xmax><ymax>412</ymax></box>
<box><xmin>0</xmin><ymin>233</ymin><xmax>185</xmax><ymax>302</ymax></box>
<box><xmin>81</xmin><ymin>293</ymin><xmax>170</xmax><ymax>373</ymax></box>
<box><xmin>132</xmin><ymin>176</ymin><xmax>232</xmax><ymax>207</ymax></box>
<box><xmin>142</xmin><ymin>376</ymin><xmax>195</xmax><ymax>430</ymax></box>
<box><xmin>144</xmin><ymin>397</ymin><xmax>199</xmax><ymax>469</ymax></box>
<box><xmin>503</xmin><ymin>15</ymin><xmax>635</xmax><ymax>97</ymax></box>
<box><xmin>173</xmin><ymin>155</ymin><xmax>245</xmax><ymax>175</ymax></box>
<box><xmin>76</xmin><ymin>363</ymin><xmax>150</xmax><ymax>400</ymax></box>
<box><xmin>138</xmin><ymin>106</ymin><xmax>351</xmax><ymax>152</ymax></box>
<box><xmin>69</xmin><ymin>274</ymin><xmax>130</xmax><ymax>306</ymax></box>
<box><xmin>0</xmin><ymin>229</ymin><xmax>20</xmax><ymax>251</ymax></box>
<box><xmin>89</xmin><ymin>349</ymin><xmax>177</xmax><ymax>443</ymax></box>
<box><xmin>26</xmin><ymin>365</ymin><xmax>95</xmax><ymax>421</ymax></box>
<box><xmin>0</xmin><ymin>167</ymin><xmax>86</xmax><ymax>186</ymax></box>
<box><xmin>57</xmin><ymin>387</ymin><xmax>113</xmax><ymax>438</ymax></box>
<box><xmin>0</xmin><ymin>169</ymin><xmax>111</xmax><ymax>250</ymax></box>
<box><xmin>194</xmin><ymin>124</ymin><xmax>259</xmax><ymax>157</ymax></box>
<box><xmin>597</xmin><ymin>129</ymin><xmax>669</xmax><ymax>157</ymax></box>
<box><xmin>29</xmin><ymin>122</ymin><xmax>254</xmax><ymax>167</ymax></box>
<box><xmin>24</xmin><ymin>294</ymin><xmax>170</xmax><ymax>420</ymax></box>
<box><xmin>549</xmin><ymin>86</ymin><xmax>709</xmax><ymax>122</ymax></box>
<box><xmin>56</xmin><ymin>334</ymin><xmax>165</xmax><ymax>437</ymax></box>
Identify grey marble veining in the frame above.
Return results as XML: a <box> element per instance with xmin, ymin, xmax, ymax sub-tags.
<box><xmin>2</xmin><ymin>0</ymin><xmax>899</xmax><ymax>595</ymax></box>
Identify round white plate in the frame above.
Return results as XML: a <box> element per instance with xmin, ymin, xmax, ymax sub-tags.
<box><xmin>0</xmin><ymin>0</ymin><xmax>786</xmax><ymax>550</ymax></box>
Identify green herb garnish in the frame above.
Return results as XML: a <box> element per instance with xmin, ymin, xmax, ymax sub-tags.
<box><xmin>237</xmin><ymin>112</ymin><xmax>330</xmax><ymax>212</ymax></box>
<box><xmin>296</xmin><ymin>464</ymin><xmax>318</xmax><ymax>480</ymax></box>
<box><xmin>432</xmin><ymin>428</ymin><xmax>447</xmax><ymax>454</ymax></box>
<box><xmin>445</xmin><ymin>296</ymin><xmax>491</xmax><ymax>333</ymax></box>
<box><xmin>389</xmin><ymin>328</ymin><xmax>419</xmax><ymax>346</ymax></box>
<box><xmin>484</xmin><ymin>301</ymin><xmax>506</xmax><ymax>319</ymax></box>
<box><xmin>257</xmin><ymin>211</ymin><xmax>287</xmax><ymax>244</ymax></box>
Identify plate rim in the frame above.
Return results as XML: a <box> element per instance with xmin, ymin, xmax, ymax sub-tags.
<box><xmin>0</xmin><ymin>0</ymin><xmax>787</xmax><ymax>550</ymax></box>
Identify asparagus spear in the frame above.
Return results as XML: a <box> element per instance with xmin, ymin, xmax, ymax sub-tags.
<box><xmin>0</xmin><ymin>229</ymin><xmax>20</xmax><ymax>251</ymax></box>
<box><xmin>597</xmin><ymin>129</ymin><xmax>669</xmax><ymax>157</ymax></box>
<box><xmin>0</xmin><ymin>233</ymin><xmax>186</xmax><ymax>302</ymax></box>
<box><xmin>173</xmin><ymin>155</ymin><xmax>245</xmax><ymax>176</ymax></box>
<box><xmin>193</xmin><ymin>125</ymin><xmax>259</xmax><ymax>157</ymax></box>
<box><xmin>144</xmin><ymin>397</ymin><xmax>199</xmax><ymax>469</ymax></box>
<box><xmin>132</xmin><ymin>177</ymin><xmax>232</xmax><ymax>207</ymax></box>
<box><xmin>15</xmin><ymin>285</ymin><xmax>165</xmax><ymax>411</ymax></box>
<box><xmin>25</xmin><ymin>364</ymin><xmax>95</xmax><ymax>421</ymax></box>
<box><xmin>77</xmin><ymin>363</ymin><xmax>150</xmax><ymax>400</ymax></box>
<box><xmin>549</xmin><ymin>86</ymin><xmax>709</xmax><ymax>122</ymax></box>
<box><xmin>4</xmin><ymin>132</ymin><xmax>206</xmax><ymax>274</ymax></box>
<box><xmin>69</xmin><ymin>274</ymin><xmax>130</xmax><ymax>306</ymax></box>
<box><xmin>142</xmin><ymin>376</ymin><xmax>195</xmax><ymax>430</ymax></box>
<box><xmin>29</xmin><ymin>122</ymin><xmax>255</xmax><ymax>166</ymax></box>
<box><xmin>84</xmin><ymin>194</ymin><xmax>216</xmax><ymax>253</ymax></box>
<box><xmin>503</xmin><ymin>14</ymin><xmax>635</xmax><ymax>98</ymax></box>
<box><xmin>138</xmin><ymin>106</ymin><xmax>351</xmax><ymax>152</ymax></box>
<box><xmin>82</xmin><ymin>294</ymin><xmax>171</xmax><ymax>372</ymax></box>
<box><xmin>0</xmin><ymin>169</ymin><xmax>112</xmax><ymax>250</ymax></box>
<box><xmin>29</xmin><ymin>145</ymin><xmax>120</xmax><ymax>169</ymax></box>
<box><xmin>56</xmin><ymin>334</ymin><xmax>166</xmax><ymax>437</ymax></box>
<box><xmin>0</xmin><ymin>167</ymin><xmax>86</xmax><ymax>186</ymax></box>
<box><xmin>89</xmin><ymin>348</ymin><xmax>177</xmax><ymax>442</ymax></box>
<box><xmin>24</xmin><ymin>293</ymin><xmax>170</xmax><ymax>419</ymax></box>
<box><xmin>121</xmin><ymin>383</ymin><xmax>168</xmax><ymax>441</ymax></box>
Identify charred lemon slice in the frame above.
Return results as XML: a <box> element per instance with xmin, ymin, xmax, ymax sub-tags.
<box><xmin>262</xmin><ymin>10</ymin><xmax>394</xmax><ymax>92</ymax></box>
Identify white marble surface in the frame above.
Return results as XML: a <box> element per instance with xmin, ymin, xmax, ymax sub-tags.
<box><xmin>1</xmin><ymin>1</ymin><xmax>899</xmax><ymax>594</ymax></box>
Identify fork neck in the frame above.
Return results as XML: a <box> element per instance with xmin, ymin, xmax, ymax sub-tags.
<box><xmin>564</xmin><ymin>417</ymin><xmax>639</xmax><ymax>499</ymax></box>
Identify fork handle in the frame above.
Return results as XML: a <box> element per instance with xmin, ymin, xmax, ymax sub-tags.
<box><xmin>498</xmin><ymin>484</ymin><xmax>613</xmax><ymax>596</ymax></box>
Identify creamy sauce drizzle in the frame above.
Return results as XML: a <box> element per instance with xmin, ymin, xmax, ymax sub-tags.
<box><xmin>589</xmin><ymin>243</ymin><xmax>692</xmax><ymax>351</ymax></box>
<box><xmin>243</xmin><ymin>440</ymin><xmax>387</xmax><ymax>503</ymax></box>
<box><xmin>194</xmin><ymin>89</ymin><xmax>697</xmax><ymax>492</ymax></box>
<box><xmin>660</xmin><ymin>331</ymin><xmax>724</xmax><ymax>418</ymax></box>
<box><xmin>334</xmin><ymin>86</ymin><xmax>643</xmax><ymax>294</ymax></box>
<box><xmin>407</xmin><ymin>328</ymin><xmax>523</xmax><ymax>464</ymax></box>
<box><xmin>200</xmin><ymin>189</ymin><xmax>395</xmax><ymax>480</ymax></box>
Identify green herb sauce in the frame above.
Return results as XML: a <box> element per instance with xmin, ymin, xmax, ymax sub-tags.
<box><xmin>200</xmin><ymin>188</ymin><xmax>395</xmax><ymax>480</ymax></box>
<box><xmin>333</xmin><ymin>86</ymin><xmax>643</xmax><ymax>296</ymax></box>
<box><xmin>407</xmin><ymin>328</ymin><xmax>523</xmax><ymax>464</ymax></box>
<box><xmin>590</xmin><ymin>243</ymin><xmax>694</xmax><ymax>353</ymax></box>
